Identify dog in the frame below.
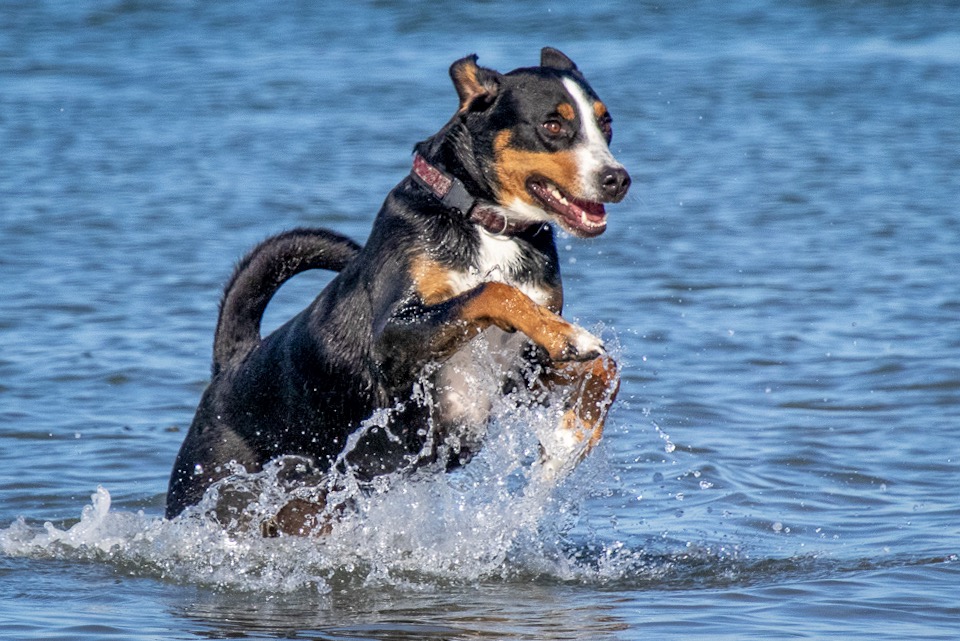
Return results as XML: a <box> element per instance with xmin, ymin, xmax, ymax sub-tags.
<box><xmin>165</xmin><ymin>47</ymin><xmax>630</xmax><ymax>534</ymax></box>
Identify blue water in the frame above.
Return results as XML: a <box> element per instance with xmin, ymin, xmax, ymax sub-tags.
<box><xmin>2</xmin><ymin>1</ymin><xmax>960</xmax><ymax>639</ymax></box>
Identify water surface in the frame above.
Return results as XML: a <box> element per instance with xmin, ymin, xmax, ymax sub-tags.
<box><xmin>2</xmin><ymin>1</ymin><xmax>959</xmax><ymax>639</ymax></box>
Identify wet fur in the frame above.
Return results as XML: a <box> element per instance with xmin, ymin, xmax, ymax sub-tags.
<box><xmin>166</xmin><ymin>48</ymin><xmax>628</xmax><ymax>532</ymax></box>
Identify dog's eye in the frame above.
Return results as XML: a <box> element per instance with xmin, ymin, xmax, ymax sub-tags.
<box><xmin>599</xmin><ymin>115</ymin><xmax>613</xmax><ymax>142</ymax></box>
<box><xmin>542</xmin><ymin>119</ymin><xmax>564</xmax><ymax>136</ymax></box>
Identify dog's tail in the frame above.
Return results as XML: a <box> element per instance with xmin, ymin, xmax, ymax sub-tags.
<box><xmin>212</xmin><ymin>227</ymin><xmax>362</xmax><ymax>376</ymax></box>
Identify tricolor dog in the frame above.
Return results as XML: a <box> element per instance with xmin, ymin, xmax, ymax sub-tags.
<box><xmin>166</xmin><ymin>47</ymin><xmax>630</xmax><ymax>533</ymax></box>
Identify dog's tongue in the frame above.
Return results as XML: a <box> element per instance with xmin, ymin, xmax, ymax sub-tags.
<box><xmin>564</xmin><ymin>195</ymin><xmax>607</xmax><ymax>235</ymax></box>
<box><xmin>528</xmin><ymin>181</ymin><xmax>608</xmax><ymax>237</ymax></box>
<box><xmin>575</xmin><ymin>197</ymin><xmax>606</xmax><ymax>221</ymax></box>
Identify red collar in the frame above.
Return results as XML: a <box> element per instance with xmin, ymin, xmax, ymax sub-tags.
<box><xmin>410</xmin><ymin>153</ymin><xmax>540</xmax><ymax>236</ymax></box>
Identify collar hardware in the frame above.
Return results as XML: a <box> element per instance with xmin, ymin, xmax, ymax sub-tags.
<box><xmin>410</xmin><ymin>153</ymin><xmax>540</xmax><ymax>237</ymax></box>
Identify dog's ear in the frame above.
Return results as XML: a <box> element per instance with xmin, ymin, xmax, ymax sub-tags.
<box><xmin>450</xmin><ymin>54</ymin><xmax>501</xmax><ymax>113</ymax></box>
<box><xmin>541</xmin><ymin>47</ymin><xmax>578</xmax><ymax>72</ymax></box>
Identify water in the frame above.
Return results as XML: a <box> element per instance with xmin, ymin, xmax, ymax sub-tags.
<box><xmin>2</xmin><ymin>1</ymin><xmax>959</xmax><ymax>638</ymax></box>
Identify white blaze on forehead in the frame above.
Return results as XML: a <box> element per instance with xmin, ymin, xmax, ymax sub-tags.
<box><xmin>561</xmin><ymin>76</ymin><xmax>624</xmax><ymax>201</ymax></box>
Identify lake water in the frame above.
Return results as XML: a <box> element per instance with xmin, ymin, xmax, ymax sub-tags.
<box><xmin>2</xmin><ymin>1</ymin><xmax>959</xmax><ymax>639</ymax></box>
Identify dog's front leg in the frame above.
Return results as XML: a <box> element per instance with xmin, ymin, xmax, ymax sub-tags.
<box><xmin>379</xmin><ymin>281</ymin><xmax>604</xmax><ymax>371</ymax></box>
<box><xmin>379</xmin><ymin>280</ymin><xmax>616</xmax><ymax>480</ymax></box>
<box><xmin>535</xmin><ymin>354</ymin><xmax>620</xmax><ymax>481</ymax></box>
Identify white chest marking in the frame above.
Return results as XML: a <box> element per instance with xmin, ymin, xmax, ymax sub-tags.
<box><xmin>447</xmin><ymin>231</ymin><xmax>551</xmax><ymax>307</ymax></box>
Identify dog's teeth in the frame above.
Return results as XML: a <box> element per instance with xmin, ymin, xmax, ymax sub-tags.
<box><xmin>580</xmin><ymin>212</ymin><xmax>605</xmax><ymax>229</ymax></box>
<box><xmin>549</xmin><ymin>187</ymin><xmax>569</xmax><ymax>205</ymax></box>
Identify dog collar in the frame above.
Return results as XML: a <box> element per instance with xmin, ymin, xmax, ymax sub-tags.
<box><xmin>410</xmin><ymin>153</ymin><xmax>540</xmax><ymax>236</ymax></box>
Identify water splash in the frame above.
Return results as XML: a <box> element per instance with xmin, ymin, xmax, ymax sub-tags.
<box><xmin>0</xmin><ymin>331</ymin><xmax>845</xmax><ymax>594</ymax></box>
<box><xmin>1</xmin><ymin>335</ymin><xmax>633</xmax><ymax>592</ymax></box>
<box><xmin>0</xmin><ymin>411</ymin><xmax>605</xmax><ymax>592</ymax></box>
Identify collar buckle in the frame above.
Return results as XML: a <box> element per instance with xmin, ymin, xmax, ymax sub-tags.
<box><xmin>410</xmin><ymin>153</ymin><xmax>539</xmax><ymax>237</ymax></box>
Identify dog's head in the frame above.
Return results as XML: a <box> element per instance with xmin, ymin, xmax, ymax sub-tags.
<box><xmin>445</xmin><ymin>47</ymin><xmax>630</xmax><ymax>238</ymax></box>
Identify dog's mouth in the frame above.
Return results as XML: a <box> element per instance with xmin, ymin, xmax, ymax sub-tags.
<box><xmin>527</xmin><ymin>179</ymin><xmax>607</xmax><ymax>238</ymax></box>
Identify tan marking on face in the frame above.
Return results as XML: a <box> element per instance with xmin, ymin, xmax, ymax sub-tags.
<box><xmin>557</xmin><ymin>102</ymin><xmax>575</xmax><ymax>121</ymax></box>
<box><xmin>593</xmin><ymin>101</ymin><xmax>608</xmax><ymax>119</ymax></box>
<box><xmin>492</xmin><ymin>130</ymin><xmax>580</xmax><ymax>206</ymax></box>
<box><xmin>410</xmin><ymin>256</ymin><xmax>456</xmax><ymax>305</ymax></box>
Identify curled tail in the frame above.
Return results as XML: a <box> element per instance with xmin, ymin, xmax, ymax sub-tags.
<box><xmin>212</xmin><ymin>227</ymin><xmax>362</xmax><ymax>375</ymax></box>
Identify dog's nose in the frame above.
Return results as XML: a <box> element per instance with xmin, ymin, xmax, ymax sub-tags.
<box><xmin>600</xmin><ymin>166</ymin><xmax>631</xmax><ymax>203</ymax></box>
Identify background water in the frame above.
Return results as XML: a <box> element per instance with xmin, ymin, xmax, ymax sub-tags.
<box><xmin>2</xmin><ymin>1</ymin><xmax>959</xmax><ymax>639</ymax></box>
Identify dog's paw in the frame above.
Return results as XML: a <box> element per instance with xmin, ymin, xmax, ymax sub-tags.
<box><xmin>534</xmin><ymin>422</ymin><xmax>588</xmax><ymax>484</ymax></box>
<box><xmin>556</xmin><ymin>326</ymin><xmax>605</xmax><ymax>362</ymax></box>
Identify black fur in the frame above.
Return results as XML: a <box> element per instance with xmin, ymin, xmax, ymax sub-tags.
<box><xmin>165</xmin><ymin>48</ymin><xmax>627</xmax><ymax>521</ymax></box>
